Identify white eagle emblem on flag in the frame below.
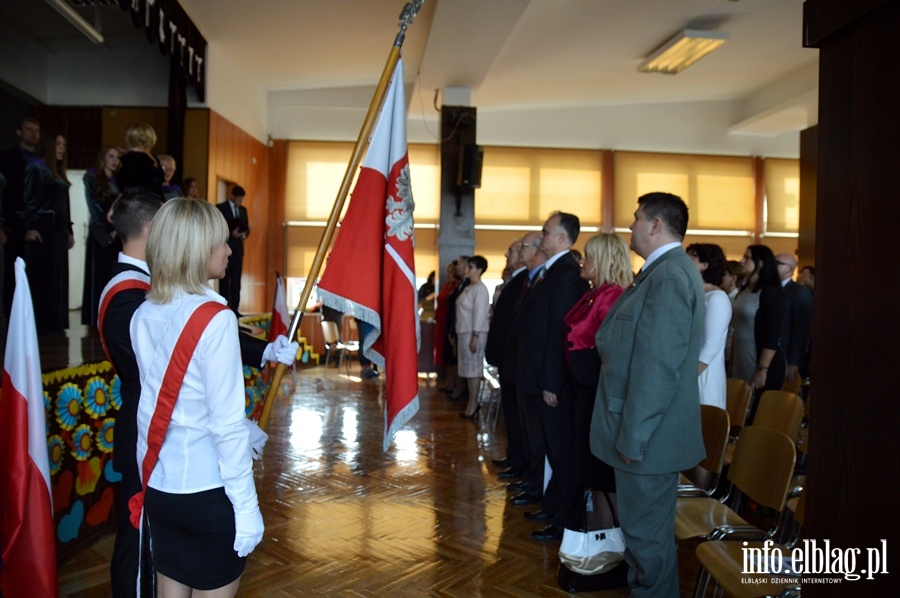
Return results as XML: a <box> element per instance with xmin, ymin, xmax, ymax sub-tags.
<box><xmin>385</xmin><ymin>163</ymin><xmax>415</xmax><ymax>243</ymax></box>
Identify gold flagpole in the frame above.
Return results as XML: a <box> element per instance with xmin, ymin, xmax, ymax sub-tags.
<box><xmin>258</xmin><ymin>0</ymin><xmax>424</xmax><ymax>431</ymax></box>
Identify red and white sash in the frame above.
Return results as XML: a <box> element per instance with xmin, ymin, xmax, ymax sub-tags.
<box><xmin>128</xmin><ymin>301</ymin><xmax>229</xmax><ymax>528</ymax></box>
<box><xmin>97</xmin><ymin>270</ymin><xmax>151</xmax><ymax>365</ymax></box>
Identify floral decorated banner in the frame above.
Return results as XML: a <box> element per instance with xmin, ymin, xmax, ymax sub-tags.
<box><xmin>48</xmin><ymin>361</ymin><xmax>270</xmax><ymax>562</ymax></box>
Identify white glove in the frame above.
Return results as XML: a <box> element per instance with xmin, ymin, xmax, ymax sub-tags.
<box><xmin>243</xmin><ymin>418</ymin><xmax>268</xmax><ymax>460</ymax></box>
<box><xmin>262</xmin><ymin>335</ymin><xmax>299</xmax><ymax>366</ymax></box>
<box><xmin>233</xmin><ymin>505</ymin><xmax>264</xmax><ymax>557</ymax></box>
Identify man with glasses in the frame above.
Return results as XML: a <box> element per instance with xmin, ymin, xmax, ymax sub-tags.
<box><xmin>486</xmin><ymin>239</ymin><xmax>528</xmax><ymax>480</ymax></box>
<box><xmin>505</xmin><ymin>232</ymin><xmax>548</xmax><ymax>509</ymax></box>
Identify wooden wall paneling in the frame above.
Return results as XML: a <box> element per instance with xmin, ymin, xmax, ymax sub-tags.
<box><xmin>101</xmin><ymin>107</ymin><xmax>168</xmax><ymax>155</ymax></box>
<box><xmin>183</xmin><ymin>108</ymin><xmax>209</xmax><ymax>193</ymax></box>
<box><xmin>32</xmin><ymin>106</ymin><xmax>102</xmax><ymax>170</ymax></box>
<box><xmin>207</xmin><ymin>110</ymin><xmax>219</xmax><ymax>201</ymax></box>
<box><xmin>205</xmin><ymin>110</ymin><xmax>270</xmax><ymax>314</ymax></box>
<box><xmin>804</xmin><ymin>0</ymin><xmax>899</xmax><ymax>593</ymax></box>
<box><xmin>224</xmin><ymin>116</ymin><xmax>235</xmax><ymax>177</ymax></box>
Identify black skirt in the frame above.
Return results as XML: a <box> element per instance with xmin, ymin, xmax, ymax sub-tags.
<box><xmin>572</xmin><ymin>379</ymin><xmax>616</xmax><ymax>492</ymax></box>
<box><xmin>145</xmin><ymin>486</ymin><xmax>245</xmax><ymax>590</ymax></box>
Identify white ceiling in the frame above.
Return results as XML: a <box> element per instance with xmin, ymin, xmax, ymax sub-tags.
<box><xmin>176</xmin><ymin>0</ymin><xmax>816</xmax><ymax>124</ymax></box>
<box><xmin>1</xmin><ymin>0</ymin><xmax>818</xmax><ymax>152</ymax></box>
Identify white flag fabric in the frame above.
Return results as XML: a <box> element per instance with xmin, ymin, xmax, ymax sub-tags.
<box><xmin>0</xmin><ymin>257</ymin><xmax>58</xmax><ymax>597</ymax></box>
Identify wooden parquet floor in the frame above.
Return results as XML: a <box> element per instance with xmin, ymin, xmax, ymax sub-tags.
<box><xmin>59</xmin><ymin>364</ymin><xmax>706</xmax><ymax>597</ymax></box>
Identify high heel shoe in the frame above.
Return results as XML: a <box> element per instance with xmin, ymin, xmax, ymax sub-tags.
<box><xmin>459</xmin><ymin>404</ymin><xmax>481</xmax><ymax>420</ymax></box>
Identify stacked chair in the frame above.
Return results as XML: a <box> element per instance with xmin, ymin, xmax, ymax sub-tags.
<box><xmin>320</xmin><ymin>320</ymin><xmax>360</xmax><ymax>375</ymax></box>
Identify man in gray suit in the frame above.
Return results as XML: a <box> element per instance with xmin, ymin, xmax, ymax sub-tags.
<box><xmin>590</xmin><ymin>192</ymin><xmax>706</xmax><ymax>596</ymax></box>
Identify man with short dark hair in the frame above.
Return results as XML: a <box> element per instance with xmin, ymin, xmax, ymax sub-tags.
<box><xmin>216</xmin><ymin>184</ymin><xmax>250</xmax><ymax>314</ymax></box>
<box><xmin>0</xmin><ymin>116</ymin><xmax>41</xmax><ymax>318</ymax></box>
<box><xmin>100</xmin><ymin>191</ymin><xmax>163</xmax><ymax>597</ymax></box>
<box><xmin>590</xmin><ymin>192</ymin><xmax>705</xmax><ymax>596</ymax></box>
<box><xmin>513</xmin><ymin>212</ymin><xmax>588</xmax><ymax>541</ymax></box>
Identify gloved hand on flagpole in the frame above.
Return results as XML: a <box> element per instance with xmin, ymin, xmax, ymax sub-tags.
<box><xmin>262</xmin><ymin>334</ymin><xmax>299</xmax><ymax>366</ymax></box>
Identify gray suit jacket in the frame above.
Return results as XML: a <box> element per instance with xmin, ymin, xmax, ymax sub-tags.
<box><xmin>590</xmin><ymin>245</ymin><xmax>706</xmax><ymax>475</ymax></box>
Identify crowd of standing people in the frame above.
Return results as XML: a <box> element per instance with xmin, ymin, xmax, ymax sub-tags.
<box><xmin>431</xmin><ymin>194</ymin><xmax>814</xmax><ymax>595</ymax></box>
<box><xmin>0</xmin><ymin>116</ymin><xmax>260</xmax><ymax>336</ymax></box>
<box><xmin>1</xmin><ymin>116</ymin><xmax>289</xmax><ymax>597</ymax></box>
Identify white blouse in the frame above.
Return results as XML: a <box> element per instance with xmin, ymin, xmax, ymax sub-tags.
<box><xmin>131</xmin><ymin>287</ymin><xmax>257</xmax><ymax>514</ymax></box>
<box><xmin>698</xmin><ymin>288</ymin><xmax>732</xmax><ymax>409</ymax></box>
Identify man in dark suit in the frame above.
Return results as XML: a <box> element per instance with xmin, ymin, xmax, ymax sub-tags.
<box><xmin>504</xmin><ymin>232</ymin><xmax>547</xmax><ymax>506</ymax></box>
<box><xmin>216</xmin><ymin>184</ymin><xmax>250</xmax><ymax>314</ymax></box>
<box><xmin>514</xmin><ymin>212</ymin><xmax>588</xmax><ymax>541</ymax></box>
<box><xmin>776</xmin><ymin>253</ymin><xmax>813</xmax><ymax>385</ymax></box>
<box><xmin>485</xmin><ymin>238</ymin><xmax>527</xmax><ymax>477</ymax></box>
<box><xmin>590</xmin><ymin>192</ymin><xmax>706</xmax><ymax>596</ymax></box>
<box><xmin>0</xmin><ymin>116</ymin><xmax>41</xmax><ymax>319</ymax></box>
<box><xmin>98</xmin><ymin>191</ymin><xmax>162</xmax><ymax>597</ymax></box>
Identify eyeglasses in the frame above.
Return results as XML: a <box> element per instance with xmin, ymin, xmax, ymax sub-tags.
<box><xmin>776</xmin><ymin>261</ymin><xmax>792</xmax><ymax>267</ymax></box>
<box><xmin>521</xmin><ymin>242</ymin><xmax>540</xmax><ymax>248</ymax></box>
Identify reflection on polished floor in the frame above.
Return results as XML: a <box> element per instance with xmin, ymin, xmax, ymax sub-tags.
<box><xmin>60</xmin><ymin>363</ymin><xmax>704</xmax><ymax>597</ymax></box>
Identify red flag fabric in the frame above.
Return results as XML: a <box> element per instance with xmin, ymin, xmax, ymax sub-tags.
<box><xmin>317</xmin><ymin>59</ymin><xmax>420</xmax><ymax>451</ymax></box>
<box><xmin>269</xmin><ymin>271</ymin><xmax>290</xmax><ymax>342</ymax></box>
<box><xmin>0</xmin><ymin>258</ymin><xmax>58</xmax><ymax>597</ymax></box>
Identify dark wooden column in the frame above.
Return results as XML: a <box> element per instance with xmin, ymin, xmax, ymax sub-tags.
<box><xmin>798</xmin><ymin>125</ymin><xmax>817</xmax><ymax>268</ymax></box>
<box><xmin>437</xmin><ymin>106</ymin><xmax>477</xmax><ymax>281</ymax></box>
<box><xmin>803</xmin><ymin>1</ymin><xmax>899</xmax><ymax>592</ymax></box>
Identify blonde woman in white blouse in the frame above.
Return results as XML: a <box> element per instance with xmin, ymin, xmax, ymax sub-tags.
<box><xmin>456</xmin><ymin>255</ymin><xmax>491</xmax><ymax>419</ymax></box>
<box><xmin>131</xmin><ymin>198</ymin><xmax>262</xmax><ymax>596</ymax></box>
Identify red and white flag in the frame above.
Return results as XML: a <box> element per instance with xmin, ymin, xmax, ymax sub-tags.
<box><xmin>0</xmin><ymin>258</ymin><xmax>58</xmax><ymax>597</ymax></box>
<box><xmin>269</xmin><ymin>271</ymin><xmax>290</xmax><ymax>342</ymax></box>
<box><xmin>318</xmin><ymin>59</ymin><xmax>420</xmax><ymax>450</ymax></box>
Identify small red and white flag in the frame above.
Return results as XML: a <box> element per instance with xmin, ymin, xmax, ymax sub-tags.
<box><xmin>269</xmin><ymin>271</ymin><xmax>290</xmax><ymax>342</ymax></box>
<box><xmin>318</xmin><ymin>59</ymin><xmax>420</xmax><ymax>451</ymax></box>
<box><xmin>0</xmin><ymin>258</ymin><xmax>58</xmax><ymax>597</ymax></box>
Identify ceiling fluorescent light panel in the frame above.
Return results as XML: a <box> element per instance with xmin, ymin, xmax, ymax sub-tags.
<box><xmin>638</xmin><ymin>29</ymin><xmax>728</xmax><ymax>74</ymax></box>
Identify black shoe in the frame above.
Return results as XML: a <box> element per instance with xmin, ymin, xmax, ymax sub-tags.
<box><xmin>459</xmin><ymin>405</ymin><xmax>481</xmax><ymax>420</ymax></box>
<box><xmin>497</xmin><ymin>467</ymin><xmax>522</xmax><ymax>480</ymax></box>
<box><xmin>492</xmin><ymin>458</ymin><xmax>510</xmax><ymax>468</ymax></box>
<box><xmin>510</xmin><ymin>493</ymin><xmax>541</xmax><ymax>506</ymax></box>
<box><xmin>506</xmin><ymin>481</ymin><xmax>528</xmax><ymax>492</ymax></box>
<box><xmin>524</xmin><ymin>509</ymin><xmax>553</xmax><ymax>522</ymax></box>
<box><xmin>531</xmin><ymin>524</ymin><xmax>564</xmax><ymax>542</ymax></box>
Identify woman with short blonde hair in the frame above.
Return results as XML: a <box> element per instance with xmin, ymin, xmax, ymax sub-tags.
<box><xmin>560</xmin><ymin>232</ymin><xmax>633</xmax><ymax>530</ymax></box>
<box><xmin>582</xmin><ymin>233</ymin><xmax>633</xmax><ymax>289</ymax></box>
<box><xmin>132</xmin><ymin>198</ymin><xmax>262</xmax><ymax>596</ymax></box>
<box><xmin>125</xmin><ymin>122</ymin><xmax>157</xmax><ymax>151</ymax></box>
<box><xmin>118</xmin><ymin>122</ymin><xmax>165</xmax><ymax>198</ymax></box>
<box><xmin>146</xmin><ymin>197</ymin><xmax>229</xmax><ymax>303</ymax></box>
